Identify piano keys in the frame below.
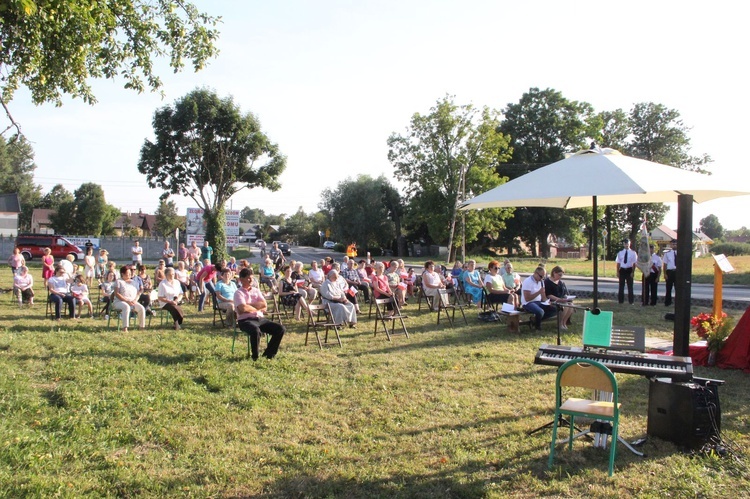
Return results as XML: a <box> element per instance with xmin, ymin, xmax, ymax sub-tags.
<box><xmin>534</xmin><ymin>344</ymin><xmax>693</xmax><ymax>381</ymax></box>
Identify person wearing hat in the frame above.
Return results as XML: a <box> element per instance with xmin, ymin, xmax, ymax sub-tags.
<box><xmin>662</xmin><ymin>238</ymin><xmax>677</xmax><ymax>306</ymax></box>
<box><xmin>615</xmin><ymin>238</ymin><xmax>638</xmax><ymax>304</ymax></box>
<box><xmin>644</xmin><ymin>244</ymin><xmax>662</xmax><ymax>306</ymax></box>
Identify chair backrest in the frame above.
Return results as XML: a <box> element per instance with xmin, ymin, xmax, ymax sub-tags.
<box><xmin>582</xmin><ymin>310</ymin><xmax>614</xmax><ymax>348</ymax></box>
<box><xmin>558</xmin><ymin>358</ymin><xmax>617</xmax><ymax>394</ymax></box>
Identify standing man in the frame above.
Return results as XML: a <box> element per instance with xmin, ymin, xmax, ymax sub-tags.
<box><xmin>644</xmin><ymin>244</ymin><xmax>662</xmax><ymax>306</ymax></box>
<box><xmin>662</xmin><ymin>238</ymin><xmax>677</xmax><ymax>307</ymax></box>
<box><xmin>162</xmin><ymin>241</ymin><xmax>176</xmax><ymax>268</ymax></box>
<box><xmin>234</xmin><ymin>267</ymin><xmax>285</xmax><ymax>360</ymax></box>
<box><xmin>616</xmin><ymin>238</ymin><xmax>638</xmax><ymax>304</ymax></box>
<box><xmin>131</xmin><ymin>240</ymin><xmax>143</xmax><ymax>266</ymax></box>
<box><xmin>201</xmin><ymin>239</ymin><xmax>213</xmax><ymax>263</ymax></box>
<box><xmin>189</xmin><ymin>240</ymin><xmax>201</xmax><ymax>266</ymax></box>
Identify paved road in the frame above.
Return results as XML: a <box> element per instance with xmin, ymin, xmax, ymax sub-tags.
<box><xmin>237</xmin><ymin>244</ymin><xmax>749</xmax><ymax>306</ymax></box>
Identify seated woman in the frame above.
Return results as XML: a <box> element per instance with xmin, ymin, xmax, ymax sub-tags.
<box><xmin>48</xmin><ymin>265</ymin><xmax>76</xmax><ymax>320</ymax></box>
<box><xmin>174</xmin><ymin>261</ymin><xmax>190</xmax><ymax>295</ymax></box>
<box><xmin>320</xmin><ymin>270</ymin><xmax>357</xmax><ymax>328</ymax></box>
<box><xmin>501</xmin><ymin>262</ymin><xmax>522</xmax><ymax>293</ymax></box>
<box><xmin>134</xmin><ymin>264</ymin><xmax>155</xmax><ymax>316</ymax></box>
<box><xmin>421</xmin><ymin>260</ymin><xmax>448</xmax><ymax>311</ymax></box>
<box><xmin>462</xmin><ymin>260</ymin><xmax>484</xmax><ymax>305</ymax></box>
<box><xmin>544</xmin><ymin>265</ymin><xmax>574</xmax><ymax>330</ymax></box>
<box><xmin>99</xmin><ymin>270</ymin><xmax>117</xmax><ymax>318</ymax></box>
<box><xmin>113</xmin><ymin>265</ymin><xmax>146</xmax><ymax>331</ymax></box>
<box><xmin>214</xmin><ymin>269</ymin><xmax>237</xmax><ymax>327</ymax></box>
<box><xmin>385</xmin><ymin>260</ymin><xmax>407</xmax><ymax>307</ymax></box>
<box><xmin>13</xmin><ymin>265</ymin><xmax>35</xmax><ymax>307</ymax></box>
<box><xmin>450</xmin><ymin>261</ymin><xmax>463</xmax><ymax>288</ymax></box>
<box><xmin>483</xmin><ymin>260</ymin><xmax>518</xmax><ymax>309</ymax></box>
<box><xmin>307</xmin><ymin>260</ymin><xmax>325</xmax><ymax>290</ymax></box>
<box><xmin>70</xmin><ymin>274</ymin><xmax>94</xmax><ymax>318</ymax></box>
<box><xmin>154</xmin><ymin>260</ymin><xmax>167</xmax><ymax>287</ymax></box>
<box><xmin>292</xmin><ymin>261</ymin><xmax>318</xmax><ymax>303</ymax></box>
<box><xmin>259</xmin><ymin>258</ymin><xmax>278</xmax><ymax>291</ymax></box>
<box><xmin>371</xmin><ymin>262</ymin><xmax>395</xmax><ymax>316</ymax></box>
<box><xmin>278</xmin><ymin>265</ymin><xmax>309</xmax><ymax>321</ymax></box>
<box><xmin>157</xmin><ymin>267</ymin><xmax>185</xmax><ymax>330</ymax></box>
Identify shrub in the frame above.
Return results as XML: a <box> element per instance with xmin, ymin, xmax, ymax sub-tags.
<box><xmin>710</xmin><ymin>242</ymin><xmax>750</xmax><ymax>256</ymax></box>
<box><xmin>333</xmin><ymin>243</ymin><xmax>346</xmax><ymax>253</ymax></box>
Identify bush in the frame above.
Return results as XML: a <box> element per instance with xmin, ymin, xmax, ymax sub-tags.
<box><xmin>333</xmin><ymin>243</ymin><xmax>346</xmax><ymax>253</ymax></box>
<box><xmin>710</xmin><ymin>242</ymin><xmax>750</xmax><ymax>256</ymax></box>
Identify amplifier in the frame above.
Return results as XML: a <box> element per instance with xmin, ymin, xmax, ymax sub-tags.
<box><xmin>647</xmin><ymin>377</ymin><xmax>722</xmax><ymax>449</ymax></box>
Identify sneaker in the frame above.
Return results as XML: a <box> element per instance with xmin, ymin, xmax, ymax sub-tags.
<box><xmin>104</xmin><ymin>314</ymin><xmax>109</xmax><ymax>320</ymax></box>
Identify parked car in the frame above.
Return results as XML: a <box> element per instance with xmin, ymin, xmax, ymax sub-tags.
<box><xmin>255</xmin><ymin>239</ymin><xmax>266</xmax><ymax>248</ymax></box>
<box><xmin>272</xmin><ymin>241</ymin><xmax>292</xmax><ymax>256</ymax></box>
<box><xmin>15</xmin><ymin>233</ymin><xmax>85</xmax><ymax>261</ymax></box>
<box><xmin>323</xmin><ymin>240</ymin><xmax>336</xmax><ymax>249</ymax></box>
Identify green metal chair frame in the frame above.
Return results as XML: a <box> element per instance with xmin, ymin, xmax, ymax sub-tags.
<box><xmin>548</xmin><ymin>358</ymin><xmax>621</xmax><ymax>476</ymax></box>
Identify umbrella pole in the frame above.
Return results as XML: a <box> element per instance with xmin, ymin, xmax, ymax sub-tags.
<box><xmin>592</xmin><ymin>196</ymin><xmax>598</xmax><ymax>309</ymax></box>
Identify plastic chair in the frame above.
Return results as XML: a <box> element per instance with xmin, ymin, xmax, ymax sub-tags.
<box><xmin>548</xmin><ymin>358</ymin><xmax>621</xmax><ymax>476</ymax></box>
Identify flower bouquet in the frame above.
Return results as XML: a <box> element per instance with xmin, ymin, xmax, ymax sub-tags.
<box><xmin>690</xmin><ymin>312</ymin><xmax>733</xmax><ymax>365</ymax></box>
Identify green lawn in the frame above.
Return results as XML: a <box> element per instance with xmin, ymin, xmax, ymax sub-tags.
<box><xmin>1</xmin><ymin>271</ymin><xmax>748</xmax><ymax>497</ymax></box>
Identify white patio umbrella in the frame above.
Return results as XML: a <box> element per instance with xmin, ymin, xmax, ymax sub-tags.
<box><xmin>460</xmin><ymin>147</ymin><xmax>750</xmax><ymax>355</ymax></box>
<box><xmin>462</xmin><ymin>148</ymin><xmax>749</xmax><ymax>210</ymax></box>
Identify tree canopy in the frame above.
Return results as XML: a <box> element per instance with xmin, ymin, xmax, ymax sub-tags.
<box><xmin>0</xmin><ymin>134</ymin><xmax>41</xmax><ymax>229</ymax></box>
<box><xmin>700</xmin><ymin>214</ymin><xmax>724</xmax><ymax>241</ymax></box>
<box><xmin>1</xmin><ymin>0</ymin><xmax>220</xmax><ymax>132</ymax></box>
<box><xmin>138</xmin><ymin>88</ymin><xmax>286</xmax><ymax>263</ymax></box>
<box><xmin>388</xmin><ymin>96</ymin><xmax>513</xmax><ymax>260</ymax></box>
<box><xmin>48</xmin><ymin>182</ymin><xmax>119</xmax><ymax>235</ymax></box>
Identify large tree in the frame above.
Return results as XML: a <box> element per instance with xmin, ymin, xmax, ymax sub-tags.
<box><xmin>138</xmin><ymin>88</ymin><xmax>286</xmax><ymax>263</ymax></box>
<box><xmin>498</xmin><ymin>87</ymin><xmax>598</xmax><ymax>257</ymax></box>
<box><xmin>48</xmin><ymin>182</ymin><xmax>114</xmax><ymax>235</ymax></box>
<box><xmin>388</xmin><ymin>96</ymin><xmax>513</xmax><ymax>261</ymax></box>
<box><xmin>0</xmin><ymin>134</ymin><xmax>41</xmax><ymax>229</ymax></box>
<box><xmin>319</xmin><ymin>175</ymin><xmax>398</xmax><ymax>252</ymax></box>
<box><xmin>700</xmin><ymin>214</ymin><xmax>724</xmax><ymax>241</ymax></box>
<box><xmin>596</xmin><ymin>102</ymin><xmax>711</xmax><ymax>256</ymax></box>
<box><xmin>1</xmin><ymin>0</ymin><xmax>220</xmax><ymax>133</ymax></box>
<box><xmin>39</xmin><ymin>184</ymin><xmax>74</xmax><ymax>210</ymax></box>
<box><xmin>154</xmin><ymin>198</ymin><xmax>184</xmax><ymax>237</ymax></box>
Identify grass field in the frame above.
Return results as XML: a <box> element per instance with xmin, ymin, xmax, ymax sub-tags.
<box><xmin>1</xmin><ymin>269</ymin><xmax>749</xmax><ymax>497</ymax></box>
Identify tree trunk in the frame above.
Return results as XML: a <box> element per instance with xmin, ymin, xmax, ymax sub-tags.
<box><xmin>204</xmin><ymin>206</ymin><xmax>227</xmax><ymax>265</ymax></box>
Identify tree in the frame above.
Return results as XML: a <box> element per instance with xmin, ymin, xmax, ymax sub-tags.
<box><xmin>0</xmin><ymin>134</ymin><xmax>41</xmax><ymax>229</ymax></box>
<box><xmin>597</xmin><ymin>102</ymin><xmax>711</xmax><ymax>256</ymax></box>
<box><xmin>39</xmin><ymin>184</ymin><xmax>74</xmax><ymax>210</ymax></box>
<box><xmin>138</xmin><ymin>88</ymin><xmax>286</xmax><ymax>264</ymax></box>
<box><xmin>498</xmin><ymin>88</ymin><xmax>598</xmax><ymax>257</ymax></box>
<box><xmin>154</xmin><ymin>198</ymin><xmax>183</xmax><ymax>237</ymax></box>
<box><xmin>388</xmin><ymin>96</ymin><xmax>513</xmax><ymax>260</ymax></box>
<box><xmin>49</xmin><ymin>183</ymin><xmax>111</xmax><ymax>235</ymax></box>
<box><xmin>1</xmin><ymin>0</ymin><xmax>220</xmax><ymax>133</ymax></box>
<box><xmin>240</xmin><ymin>207</ymin><xmax>266</xmax><ymax>224</ymax></box>
<box><xmin>700</xmin><ymin>214</ymin><xmax>724</xmax><ymax>241</ymax></box>
<box><xmin>319</xmin><ymin>175</ymin><xmax>399</xmax><ymax>252</ymax></box>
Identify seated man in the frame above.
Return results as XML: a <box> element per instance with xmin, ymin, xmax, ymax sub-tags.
<box><xmin>521</xmin><ymin>266</ymin><xmax>557</xmax><ymax>331</ymax></box>
<box><xmin>234</xmin><ymin>268</ymin><xmax>285</xmax><ymax>360</ymax></box>
<box><xmin>48</xmin><ymin>265</ymin><xmax>76</xmax><ymax>320</ymax></box>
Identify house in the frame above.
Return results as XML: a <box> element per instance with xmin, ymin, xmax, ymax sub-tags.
<box><xmin>649</xmin><ymin>224</ymin><xmax>713</xmax><ymax>256</ymax></box>
<box><xmin>692</xmin><ymin>230</ymin><xmax>713</xmax><ymax>257</ymax></box>
<box><xmin>114</xmin><ymin>210</ymin><xmax>157</xmax><ymax>237</ymax></box>
<box><xmin>30</xmin><ymin>208</ymin><xmax>55</xmax><ymax>234</ymax></box>
<box><xmin>0</xmin><ymin>193</ymin><xmax>21</xmax><ymax>236</ymax></box>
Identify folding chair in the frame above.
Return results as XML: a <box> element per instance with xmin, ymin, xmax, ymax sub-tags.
<box><xmin>211</xmin><ymin>291</ymin><xmax>227</xmax><ymax>328</ymax></box>
<box><xmin>373</xmin><ymin>297</ymin><xmax>409</xmax><ymax>341</ymax></box>
<box><xmin>436</xmin><ymin>288</ymin><xmax>468</xmax><ymax>327</ymax></box>
<box><xmin>416</xmin><ymin>277</ymin><xmax>435</xmax><ymax>312</ymax></box>
<box><xmin>549</xmin><ymin>358</ymin><xmax>621</xmax><ymax>476</ymax></box>
<box><xmin>305</xmin><ymin>303</ymin><xmax>342</xmax><ymax>349</ymax></box>
<box><xmin>263</xmin><ymin>291</ymin><xmax>285</xmax><ymax>325</ymax></box>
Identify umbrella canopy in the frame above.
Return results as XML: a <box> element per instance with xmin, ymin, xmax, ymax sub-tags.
<box><xmin>460</xmin><ymin>148</ymin><xmax>749</xmax><ymax>210</ymax></box>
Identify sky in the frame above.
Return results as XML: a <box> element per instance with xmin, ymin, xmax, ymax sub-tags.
<box><xmin>6</xmin><ymin>0</ymin><xmax>750</xmax><ymax>230</ymax></box>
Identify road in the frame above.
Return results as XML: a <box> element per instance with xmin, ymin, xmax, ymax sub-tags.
<box><xmin>240</xmin><ymin>244</ymin><xmax>749</xmax><ymax>306</ymax></box>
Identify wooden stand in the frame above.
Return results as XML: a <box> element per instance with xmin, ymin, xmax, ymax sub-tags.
<box><xmin>505</xmin><ymin>313</ymin><xmax>520</xmax><ymax>334</ymax></box>
<box><xmin>712</xmin><ymin>254</ymin><xmax>734</xmax><ymax>319</ymax></box>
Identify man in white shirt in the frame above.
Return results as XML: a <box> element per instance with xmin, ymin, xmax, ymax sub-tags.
<box><xmin>131</xmin><ymin>240</ymin><xmax>143</xmax><ymax>266</ymax></box>
<box><xmin>644</xmin><ymin>244</ymin><xmax>662</xmax><ymax>306</ymax></box>
<box><xmin>615</xmin><ymin>239</ymin><xmax>638</xmax><ymax>304</ymax></box>
<box><xmin>521</xmin><ymin>266</ymin><xmax>556</xmax><ymax>331</ymax></box>
<box><xmin>662</xmin><ymin>239</ymin><xmax>677</xmax><ymax>307</ymax></box>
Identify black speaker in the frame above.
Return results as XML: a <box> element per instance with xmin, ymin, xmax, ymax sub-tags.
<box><xmin>647</xmin><ymin>377</ymin><xmax>721</xmax><ymax>449</ymax></box>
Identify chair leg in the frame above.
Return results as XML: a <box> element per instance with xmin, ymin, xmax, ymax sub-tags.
<box><xmin>549</xmin><ymin>410</ymin><xmax>560</xmax><ymax>470</ymax></box>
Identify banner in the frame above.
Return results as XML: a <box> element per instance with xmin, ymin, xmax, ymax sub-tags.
<box><xmin>186</xmin><ymin>208</ymin><xmax>240</xmax><ymax>247</ymax></box>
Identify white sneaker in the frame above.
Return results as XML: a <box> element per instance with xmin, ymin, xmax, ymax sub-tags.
<box><xmin>104</xmin><ymin>314</ymin><xmax>109</xmax><ymax>320</ymax></box>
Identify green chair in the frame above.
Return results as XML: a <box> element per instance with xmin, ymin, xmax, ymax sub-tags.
<box><xmin>548</xmin><ymin>358</ymin><xmax>621</xmax><ymax>476</ymax></box>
